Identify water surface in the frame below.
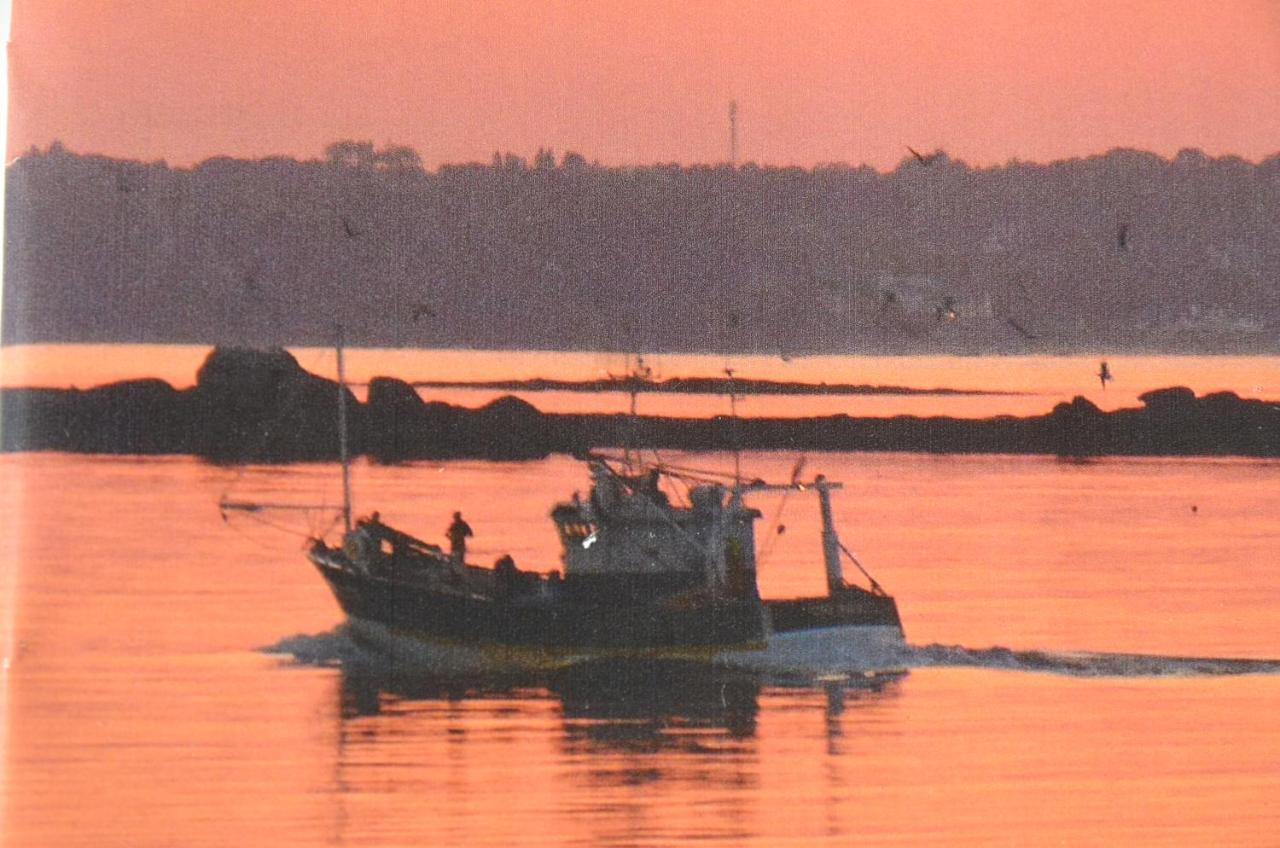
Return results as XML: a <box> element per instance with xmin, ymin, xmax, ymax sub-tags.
<box><xmin>5</xmin><ymin>451</ymin><xmax>1279</xmax><ymax>846</ymax></box>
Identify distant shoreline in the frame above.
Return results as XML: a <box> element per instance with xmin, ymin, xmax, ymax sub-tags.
<box><xmin>396</xmin><ymin>377</ymin><xmax>1027</xmax><ymax>397</ymax></box>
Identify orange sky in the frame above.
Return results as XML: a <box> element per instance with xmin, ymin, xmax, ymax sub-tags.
<box><xmin>7</xmin><ymin>0</ymin><xmax>1280</xmax><ymax>169</ymax></box>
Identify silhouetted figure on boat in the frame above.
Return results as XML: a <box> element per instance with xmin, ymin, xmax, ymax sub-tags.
<box><xmin>446</xmin><ymin>511</ymin><xmax>473</xmax><ymax>567</ymax></box>
<box><xmin>1097</xmin><ymin>361</ymin><xmax>1113</xmax><ymax>390</ymax></box>
<box><xmin>494</xmin><ymin>553</ymin><xmax>518</xmax><ymax>594</ymax></box>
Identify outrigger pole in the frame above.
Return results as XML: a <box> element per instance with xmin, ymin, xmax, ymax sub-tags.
<box><xmin>336</xmin><ymin>325</ymin><xmax>353</xmax><ymax>533</ymax></box>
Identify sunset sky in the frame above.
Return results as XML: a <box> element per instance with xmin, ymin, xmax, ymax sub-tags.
<box><xmin>7</xmin><ymin>0</ymin><xmax>1280</xmax><ymax>169</ymax></box>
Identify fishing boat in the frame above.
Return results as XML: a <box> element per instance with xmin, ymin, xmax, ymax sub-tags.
<box><xmin>226</xmin><ymin>342</ymin><xmax>906</xmax><ymax>675</ymax></box>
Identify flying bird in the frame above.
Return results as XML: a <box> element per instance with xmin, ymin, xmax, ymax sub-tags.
<box><xmin>410</xmin><ymin>302</ymin><xmax>437</xmax><ymax>321</ymax></box>
<box><xmin>906</xmin><ymin>146</ymin><xmax>943</xmax><ymax>166</ymax></box>
<box><xmin>1097</xmin><ymin>361</ymin><xmax>1113</xmax><ymax>389</ymax></box>
<box><xmin>1005</xmin><ymin>316</ymin><xmax>1038</xmax><ymax>340</ymax></box>
<box><xmin>341</xmin><ymin>216</ymin><xmax>362</xmax><ymax>238</ymax></box>
<box><xmin>935</xmin><ymin>296</ymin><xmax>958</xmax><ymax>322</ymax></box>
<box><xmin>1118</xmin><ymin>223</ymin><xmax>1129</xmax><ymax>250</ymax></box>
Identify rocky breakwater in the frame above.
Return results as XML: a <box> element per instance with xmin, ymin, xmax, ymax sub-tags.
<box><xmin>549</xmin><ymin>387</ymin><xmax>1279</xmax><ymax>457</ymax></box>
<box><xmin>0</xmin><ymin>347</ymin><xmax>571</xmax><ymax>461</ymax></box>
<box><xmin>2</xmin><ymin>347</ymin><xmax>1277</xmax><ymax>460</ymax></box>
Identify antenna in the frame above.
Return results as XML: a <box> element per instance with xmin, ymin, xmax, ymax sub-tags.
<box><xmin>729</xmin><ymin>100</ymin><xmax>738</xmax><ymax>166</ymax></box>
<box><xmin>614</xmin><ymin>353</ymin><xmax>653</xmax><ymax>473</ymax></box>
<box><xmin>724</xmin><ymin>365</ymin><xmax>741</xmax><ymax>487</ymax></box>
<box><xmin>336</xmin><ymin>325</ymin><xmax>353</xmax><ymax>533</ymax></box>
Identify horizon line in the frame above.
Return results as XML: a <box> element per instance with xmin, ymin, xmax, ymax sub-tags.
<box><xmin>11</xmin><ymin>141</ymin><xmax>1280</xmax><ymax>174</ymax></box>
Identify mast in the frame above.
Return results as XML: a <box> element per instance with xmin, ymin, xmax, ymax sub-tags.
<box><xmin>619</xmin><ymin>354</ymin><xmax>650</xmax><ymax>473</ymax></box>
<box><xmin>814</xmin><ymin>475</ymin><xmax>845</xmax><ymax>595</ymax></box>
<box><xmin>724</xmin><ymin>366</ymin><xmax>741</xmax><ymax>486</ymax></box>
<box><xmin>336</xmin><ymin>326</ymin><xmax>353</xmax><ymax>533</ymax></box>
<box><xmin>623</xmin><ymin>353</ymin><xmax>635</xmax><ymax>470</ymax></box>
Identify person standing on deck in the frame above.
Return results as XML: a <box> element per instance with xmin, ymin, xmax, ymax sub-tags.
<box><xmin>446</xmin><ymin>511</ymin><xmax>473</xmax><ymax>568</ymax></box>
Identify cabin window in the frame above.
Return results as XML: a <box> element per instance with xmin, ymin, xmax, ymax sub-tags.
<box><xmin>381</xmin><ymin>539</ymin><xmax>394</xmax><ymax>555</ymax></box>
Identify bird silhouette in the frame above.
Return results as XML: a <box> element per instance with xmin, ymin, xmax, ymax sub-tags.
<box><xmin>341</xmin><ymin>216</ymin><xmax>362</xmax><ymax>238</ymax></box>
<box><xmin>1097</xmin><ymin>360</ymin><xmax>1113</xmax><ymax>389</ymax></box>
<box><xmin>906</xmin><ymin>146</ymin><xmax>943</xmax><ymax>166</ymax></box>
<box><xmin>1118</xmin><ymin>223</ymin><xmax>1129</xmax><ymax>250</ymax></box>
<box><xmin>410</xmin><ymin>303</ymin><xmax>437</xmax><ymax>321</ymax></box>
<box><xmin>1006</xmin><ymin>316</ymin><xmax>1038</xmax><ymax>340</ymax></box>
<box><xmin>934</xmin><ymin>296</ymin><xmax>958</xmax><ymax>322</ymax></box>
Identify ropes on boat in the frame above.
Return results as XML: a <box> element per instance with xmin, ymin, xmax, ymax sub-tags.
<box><xmin>838</xmin><ymin>541</ymin><xmax>887</xmax><ymax>596</ymax></box>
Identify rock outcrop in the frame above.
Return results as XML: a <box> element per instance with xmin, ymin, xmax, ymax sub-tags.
<box><xmin>3</xmin><ymin>348</ymin><xmax>1277</xmax><ymax>461</ymax></box>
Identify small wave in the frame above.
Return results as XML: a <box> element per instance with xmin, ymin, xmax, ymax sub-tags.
<box><xmin>260</xmin><ymin>626</ymin><xmax>373</xmax><ymax>667</ymax></box>
<box><xmin>904</xmin><ymin>643</ymin><xmax>1280</xmax><ymax>678</ymax></box>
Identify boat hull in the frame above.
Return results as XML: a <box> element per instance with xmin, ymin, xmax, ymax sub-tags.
<box><xmin>310</xmin><ymin>548</ymin><xmax>907</xmax><ymax>676</ymax></box>
<box><xmin>339</xmin><ymin>617</ymin><xmax>907</xmax><ymax>676</ymax></box>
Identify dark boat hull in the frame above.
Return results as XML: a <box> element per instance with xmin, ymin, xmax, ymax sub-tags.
<box><xmin>310</xmin><ymin>547</ymin><xmax>907</xmax><ymax>673</ymax></box>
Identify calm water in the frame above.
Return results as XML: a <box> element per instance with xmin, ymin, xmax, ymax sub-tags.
<box><xmin>5</xmin><ymin>450</ymin><xmax>1280</xmax><ymax>846</ymax></box>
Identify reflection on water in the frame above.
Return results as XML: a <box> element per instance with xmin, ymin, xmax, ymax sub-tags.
<box><xmin>335</xmin><ymin>662</ymin><xmax>900</xmax><ymax>751</ymax></box>
<box><xmin>325</xmin><ymin>662</ymin><xmax>904</xmax><ymax>846</ymax></box>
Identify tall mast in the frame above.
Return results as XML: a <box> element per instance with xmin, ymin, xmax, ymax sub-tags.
<box><xmin>725</xmin><ymin>366</ymin><xmax>741</xmax><ymax>487</ymax></box>
<box><xmin>620</xmin><ymin>354</ymin><xmax>650</xmax><ymax>473</ymax></box>
<box><xmin>336</xmin><ymin>326</ymin><xmax>353</xmax><ymax>533</ymax></box>
<box><xmin>623</xmin><ymin>353</ymin><xmax>634</xmax><ymax>470</ymax></box>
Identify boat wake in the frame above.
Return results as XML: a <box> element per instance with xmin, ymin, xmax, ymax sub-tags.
<box><xmin>262</xmin><ymin>626</ymin><xmax>378</xmax><ymax>668</ymax></box>
<box><xmin>901</xmin><ymin>643</ymin><xmax>1280</xmax><ymax>678</ymax></box>
<box><xmin>260</xmin><ymin>628</ymin><xmax>1280</xmax><ymax>680</ymax></box>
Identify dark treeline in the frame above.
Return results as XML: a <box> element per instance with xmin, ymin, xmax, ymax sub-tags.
<box><xmin>4</xmin><ymin>142</ymin><xmax>1279</xmax><ymax>353</ymax></box>
<box><xmin>3</xmin><ymin>348</ymin><xmax>1277</xmax><ymax>461</ymax></box>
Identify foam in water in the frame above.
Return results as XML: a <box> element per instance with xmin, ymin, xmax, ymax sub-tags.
<box><xmin>261</xmin><ymin>626</ymin><xmax>377</xmax><ymax>668</ymax></box>
<box><xmin>260</xmin><ymin>628</ymin><xmax>1280</xmax><ymax>680</ymax></box>
<box><xmin>902</xmin><ymin>643</ymin><xmax>1280</xmax><ymax>677</ymax></box>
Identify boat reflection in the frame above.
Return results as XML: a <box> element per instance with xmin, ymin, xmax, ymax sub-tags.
<box><xmin>323</xmin><ymin>662</ymin><xmax>904</xmax><ymax>844</ymax></box>
<box><xmin>335</xmin><ymin>661</ymin><xmax>904</xmax><ymax>753</ymax></box>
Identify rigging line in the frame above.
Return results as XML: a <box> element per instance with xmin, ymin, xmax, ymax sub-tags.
<box><xmin>646</xmin><ymin>446</ymin><xmax>691</xmax><ymax>509</ymax></box>
<box><xmin>222</xmin><ymin>508</ymin><xmax>316</xmax><ymax>550</ymax></box>
<box><xmin>755</xmin><ymin>487</ymin><xmax>793</xmax><ymax>566</ymax></box>
<box><xmin>310</xmin><ymin>499</ymin><xmax>341</xmax><ymax>540</ymax></box>
<box><xmin>319</xmin><ymin>512</ymin><xmax>342</xmax><ymax>540</ymax></box>
<box><xmin>593</xmin><ymin>452</ymin><xmax>739</xmax><ymax>485</ymax></box>
<box><xmin>238</xmin><ymin>507</ymin><xmax>329</xmax><ymax>541</ymax></box>
<box><xmin>837</xmin><ymin>540</ymin><xmax>887</xmax><ymax>595</ymax></box>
